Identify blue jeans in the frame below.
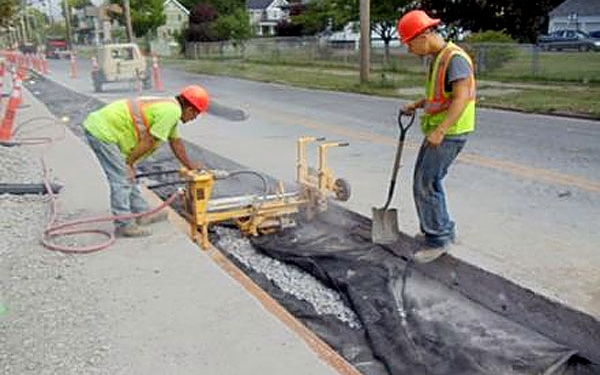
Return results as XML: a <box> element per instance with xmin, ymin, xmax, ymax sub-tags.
<box><xmin>85</xmin><ymin>130</ymin><xmax>149</xmax><ymax>229</ymax></box>
<box><xmin>413</xmin><ymin>137</ymin><xmax>467</xmax><ymax>247</ymax></box>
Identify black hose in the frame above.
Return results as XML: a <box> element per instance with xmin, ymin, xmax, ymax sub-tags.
<box><xmin>0</xmin><ymin>183</ymin><xmax>63</xmax><ymax>195</ymax></box>
<box><xmin>135</xmin><ymin>169</ymin><xmax>181</xmax><ymax>178</ymax></box>
<box><xmin>227</xmin><ymin>170</ymin><xmax>270</xmax><ymax>196</ymax></box>
<box><xmin>147</xmin><ymin>180</ymin><xmax>190</xmax><ymax>189</ymax></box>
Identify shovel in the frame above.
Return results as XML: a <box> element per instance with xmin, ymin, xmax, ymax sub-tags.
<box><xmin>371</xmin><ymin>109</ymin><xmax>415</xmax><ymax>244</ymax></box>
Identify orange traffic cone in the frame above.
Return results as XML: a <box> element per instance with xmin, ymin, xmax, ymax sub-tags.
<box><xmin>0</xmin><ymin>75</ymin><xmax>22</xmax><ymax>142</ymax></box>
<box><xmin>0</xmin><ymin>59</ymin><xmax>5</xmax><ymax>101</ymax></box>
<box><xmin>69</xmin><ymin>52</ymin><xmax>78</xmax><ymax>79</ymax></box>
<box><xmin>42</xmin><ymin>56</ymin><xmax>49</xmax><ymax>75</ymax></box>
<box><xmin>152</xmin><ymin>54</ymin><xmax>163</xmax><ymax>91</ymax></box>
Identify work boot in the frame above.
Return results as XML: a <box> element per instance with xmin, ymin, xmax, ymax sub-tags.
<box><xmin>412</xmin><ymin>234</ymin><xmax>452</xmax><ymax>264</ymax></box>
<box><xmin>115</xmin><ymin>223</ymin><xmax>152</xmax><ymax>238</ymax></box>
<box><xmin>413</xmin><ymin>246</ymin><xmax>449</xmax><ymax>264</ymax></box>
<box><xmin>136</xmin><ymin>211</ymin><xmax>169</xmax><ymax>226</ymax></box>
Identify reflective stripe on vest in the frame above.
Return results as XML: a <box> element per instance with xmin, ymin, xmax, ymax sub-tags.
<box><xmin>424</xmin><ymin>42</ymin><xmax>476</xmax><ymax>116</ymax></box>
<box><xmin>125</xmin><ymin>98</ymin><xmax>177</xmax><ymax>141</ymax></box>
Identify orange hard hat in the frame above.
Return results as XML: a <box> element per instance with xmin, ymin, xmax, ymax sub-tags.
<box><xmin>397</xmin><ymin>10</ymin><xmax>441</xmax><ymax>44</ymax></box>
<box><xmin>180</xmin><ymin>85</ymin><xmax>210</xmax><ymax>113</ymax></box>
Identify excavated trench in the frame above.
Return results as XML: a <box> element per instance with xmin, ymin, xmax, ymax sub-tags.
<box><xmin>23</xmin><ymin>75</ymin><xmax>598</xmax><ymax>375</ymax></box>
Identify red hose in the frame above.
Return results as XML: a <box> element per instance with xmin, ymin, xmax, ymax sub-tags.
<box><xmin>7</xmin><ymin>116</ymin><xmax>183</xmax><ymax>254</ymax></box>
<box><xmin>41</xmin><ymin>177</ymin><xmax>182</xmax><ymax>254</ymax></box>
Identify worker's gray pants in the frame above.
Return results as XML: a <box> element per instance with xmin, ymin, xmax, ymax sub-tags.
<box><xmin>413</xmin><ymin>136</ymin><xmax>466</xmax><ymax>247</ymax></box>
<box><xmin>85</xmin><ymin>130</ymin><xmax>149</xmax><ymax>229</ymax></box>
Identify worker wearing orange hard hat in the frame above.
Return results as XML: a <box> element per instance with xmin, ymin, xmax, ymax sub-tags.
<box><xmin>397</xmin><ymin>10</ymin><xmax>476</xmax><ymax>263</ymax></box>
<box><xmin>83</xmin><ymin>85</ymin><xmax>212</xmax><ymax>238</ymax></box>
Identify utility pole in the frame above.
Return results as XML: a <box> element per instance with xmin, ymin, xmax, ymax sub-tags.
<box><xmin>359</xmin><ymin>0</ymin><xmax>370</xmax><ymax>83</ymax></box>
<box><xmin>123</xmin><ymin>0</ymin><xmax>134</xmax><ymax>43</ymax></box>
<box><xmin>64</xmin><ymin>0</ymin><xmax>73</xmax><ymax>49</ymax></box>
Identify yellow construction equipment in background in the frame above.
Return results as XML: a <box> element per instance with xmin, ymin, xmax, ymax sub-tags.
<box><xmin>180</xmin><ymin>137</ymin><xmax>351</xmax><ymax>249</ymax></box>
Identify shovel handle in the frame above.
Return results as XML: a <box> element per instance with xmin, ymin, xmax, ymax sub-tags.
<box><xmin>398</xmin><ymin>109</ymin><xmax>415</xmax><ymax>140</ymax></box>
<box><xmin>382</xmin><ymin>110</ymin><xmax>414</xmax><ymax>210</ymax></box>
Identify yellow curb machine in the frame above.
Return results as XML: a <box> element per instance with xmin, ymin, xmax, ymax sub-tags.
<box><xmin>180</xmin><ymin>137</ymin><xmax>351</xmax><ymax>249</ymax></box>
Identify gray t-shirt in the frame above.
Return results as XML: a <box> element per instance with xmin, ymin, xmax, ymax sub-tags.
<box><xmin>445</xmin><ymin>54</ymin><xmax>471</xmax><ymax>91</ymax></box>
<box><xmin>428</xmin><ymin>52</ymin><xmax>472</xmax><ymax>92</ymax></box>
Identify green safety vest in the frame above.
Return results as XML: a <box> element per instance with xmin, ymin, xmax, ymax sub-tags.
<box><xmin>421</xmin><ymin>42</ymin><xmax>476</xmax><ymax>136</ymax></box>
<box><xmin>84</xmin><ymin>97</ymin><xmax>181</xmax><ymax>159</ymax></box>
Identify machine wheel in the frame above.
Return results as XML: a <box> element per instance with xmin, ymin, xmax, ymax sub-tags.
<box><xmin>92</xmin><ymin>71</ymin><xmax>103</xmax><ymax>92</ymax></box>
<box><xmin>333</xmin><ymin>178</ymin><xmax>351</xmax><ymax>201</ymax></box>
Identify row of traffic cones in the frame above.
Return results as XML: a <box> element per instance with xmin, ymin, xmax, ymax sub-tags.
<box><xmin>0</xmin><ymin>49</ymin><xmax>165</xmax><ymax>142</ymax></box>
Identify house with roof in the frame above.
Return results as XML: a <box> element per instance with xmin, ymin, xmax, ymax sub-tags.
<box><xmin>548</xmin><ymin>0</ymin><xmax>600</xmax><ymax>33</ymax></box>
<box><xmin>157</xmin><ymin>0</ymin><xmax>190</xmax><ymax>42</ymax></box>
<box><xmin>246</xmin><ymin>0</ymin><xmax>289</xmax><ymax>37</ymax></box>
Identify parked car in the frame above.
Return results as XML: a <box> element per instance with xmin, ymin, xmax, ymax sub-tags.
<box><xmin>537</xmin><ymin>30</ymin><xmax>600</xmax><ymax>52</ymax></box>
<box><xmin>589</xmin><ymin>30</ymin><xmax>600</xmax><ymax>39</ymax></box>
<box><xmin>19</xmin><ymin>42</ymin><xmax>37</xmax><ymax>54</ymax></box>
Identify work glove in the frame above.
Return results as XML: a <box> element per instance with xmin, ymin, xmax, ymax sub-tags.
<box><xmin>210</xmin><ymin>169</ymin><xmax>230</xmax><ymax>180</ymax></box>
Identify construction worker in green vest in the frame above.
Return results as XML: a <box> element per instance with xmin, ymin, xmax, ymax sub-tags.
<box><xmin>83</xmin><ymin>85</ymin><xmax>213</xmax><ymax>238</ymax></box>
<box><xmin>397</xmin><ymin>10</ymin><xmax>476</xmax><ymax>263</ymax></box>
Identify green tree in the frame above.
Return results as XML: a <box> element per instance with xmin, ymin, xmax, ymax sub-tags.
<box><xmin>292</xmin><ymin>0</ymin><xmax>356</xmax><ymax>35</ymax></box>
<box><xmin>46</xmin><ymin>22</ymin><xmax>67</xmax><ymax>38</ymax></box>
<box><xmin>130</xmin><ymin>0</ymin><xmax>166</xmax><ymax>37</ymax></box>
<box><xmin>23</xmin><ymin>7</ymin><xmax>48</xmax><ymax>45</ymax></box>
<box><xmin>419</xmin><ymin>0</ymin><xmax>564</xmax><ymax>43</ymax></box>
<box><xmin>68</xmin><ymin>0</ymin><xmax>92</xmax><ymax>8</ymax></box>
<box><xmin>0</xmin><ymin>0</ymin><xmax>16</xmax><ymax>28</ymax></box>
<box><xmin>186</xmin><ymin>2</ymin><xmax>250</xmax><ymax>44</ymax></box>
<box><xmin>110</xmin><ymin>0</ymin><xmax>166</xmax><ymax>38</ymax></box>
<box><xmin>371</xmin><ymin>0</ymin><xmax>412</xmax><ymax>64</ymax></box>
<box><xmin>214</xmin><ymin>7</ymin><xmax>251</xmax><ymax>44</ymax></box>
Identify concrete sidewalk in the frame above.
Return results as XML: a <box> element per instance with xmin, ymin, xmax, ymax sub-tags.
<box><xmin>1</xmin><ymin>89</ymin><xmax>356</xmax><ymax>374</ymax></box>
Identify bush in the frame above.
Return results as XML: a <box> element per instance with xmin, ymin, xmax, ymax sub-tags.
<box><xmin>465</xmin><ymin>30</ymin><xmax>515</xmax><ymax>43</ymax></box>
<box><xmin>463</xmin><ymin>30</ymin><xmax>517</xmax><ymax>73</ymax></box>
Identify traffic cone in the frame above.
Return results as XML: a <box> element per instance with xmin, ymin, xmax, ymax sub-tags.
<box><xmin>0</xmin><ymin>60</ymin><xmax>4</xmax><ymax>97</ymax></box>
<box><xmin>151</xmin><ymin>54</ymin><xmax>163</xmax><ymax>91</ymax></box>
<box><xmin>0</xmin><ymin>75</ymin><xmax>23</xmax><ymax>142</ymax></box>
<box><xmin>42</xmin><ymin>56</ymin><xmax>49</xmax><ymax>76</ymax></box>
<box><xmin>91</xmin><ymin>57</ymin><xmax>99</xmax><ymax>72</ymax></box>
<box><xmin>69</xmin><ymin>52</ymin><xmax>78</xmax><ymax>79</ymax></box>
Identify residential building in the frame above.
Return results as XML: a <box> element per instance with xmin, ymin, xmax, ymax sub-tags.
<box><xmin>246</xmin><ymin>0</ymin><xmax>289</xmax><ymax>37</ymax></box>
<box><xmin>548</xmin><ymin>0</ymin><xmax>600</xmax><ymax>33</ymax></box>
<box><xmin>157</xmin><ymin>0</ymin><xmax>190</xmax><ymax>42</ymax></box>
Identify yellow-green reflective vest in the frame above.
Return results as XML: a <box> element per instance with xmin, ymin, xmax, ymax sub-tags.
<box><xmin>421</xmin><ymin>42</ymin><xmax>476</xmax><ymax>136</ymax></box>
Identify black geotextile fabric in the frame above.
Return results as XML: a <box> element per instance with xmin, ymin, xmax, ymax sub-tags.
<box><xmin>248</xmin><ymin>207</ymin><xmax>595</xmax><ymax>375</ymax></box>
<box><xmin>29</xmin><ymin>75</ymin><xmax>597</xmax><ymax>375</ymax></box>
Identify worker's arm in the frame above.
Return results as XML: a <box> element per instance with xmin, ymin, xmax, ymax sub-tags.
<box><xmin>124</xmin><ymin>132</ymin><xmax>156</xmax><ymax>182</ymax></box>
<box><xmin>169</xmin><ymin>137</ymin><xmax>204</xmax><ymax>170</ymax></box>
<box><xmin>426</xmin><ymin>77</ymin><xmax>470</xmax><ymax>147</ymax></box>
<box><xmin>127</xmin><ymin>131</ymin><xmax>156</xmax><ymax>166</ymax></box>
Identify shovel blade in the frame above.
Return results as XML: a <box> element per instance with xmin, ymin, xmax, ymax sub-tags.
<box><xmin>371</xmin><ymin>207</ymin><xmax>400</xmax><ymax>244</ymax></box>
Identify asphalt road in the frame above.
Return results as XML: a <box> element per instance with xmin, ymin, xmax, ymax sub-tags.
<box><xmin>39</xmin><ymin>58</ymin><xmax>600</xmax><ymax>319</ymax></box>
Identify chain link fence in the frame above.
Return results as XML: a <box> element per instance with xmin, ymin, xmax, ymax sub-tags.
<box><xmin>185</xmin><ymin>37</ymin><xmax>600</xmax><ymax>83</ymax></box>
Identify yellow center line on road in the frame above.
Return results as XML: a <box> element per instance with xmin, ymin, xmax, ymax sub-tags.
<box><xmin>250</xmin><ymin>106</ymin><xmax>600</xmax><ymax>193</ymax></box>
